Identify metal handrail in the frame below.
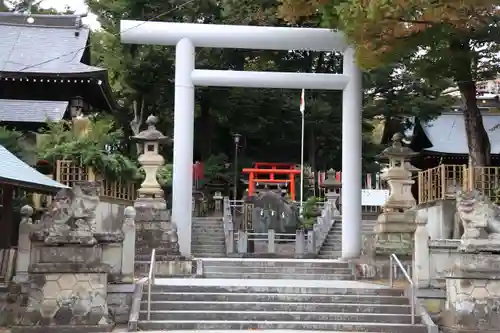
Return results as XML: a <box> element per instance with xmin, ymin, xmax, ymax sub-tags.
<box><xmin>389</xmin><ymin>253</ymin><xmax>415</xmax><ymax>324</ymax></box>
<box><xmin>147</xmin><ymin>248</ymin><xmax>156</xmax><ymax>321</ymax></box>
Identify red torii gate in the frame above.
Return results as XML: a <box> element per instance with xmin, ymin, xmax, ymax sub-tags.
<box><xmin>242</xmin><ymin>162</ymin><xmax>301</xmax><ymax>200</ymax></box>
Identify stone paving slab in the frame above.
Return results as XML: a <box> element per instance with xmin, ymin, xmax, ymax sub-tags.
<box><xmin>154</xmin><ymin>278</ymin><xmax>389</xmax><ymax>289</ymax></box>
<box><xmin>196</xmin><ymin>258</ymin><xmax>347</xmax><ymax>263</ymax></box>
<box><xmin>156</xmin><ymin>330</ymin><xmax>380</xmax><ymax>333</ymax></box>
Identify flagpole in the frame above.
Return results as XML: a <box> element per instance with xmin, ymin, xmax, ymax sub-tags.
<box><xmin>299</xmin><ymin>89</ymin><xmax>305</xmax><ymax>216</ymax></box>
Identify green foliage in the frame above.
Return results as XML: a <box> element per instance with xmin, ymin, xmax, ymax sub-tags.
<box><xmin>37</xmin><ymin>117</ymin><xmax>139</xmax><ymax>180</ymax></box>
<box><xmin>0</xmin><ymin>126</ymin><xmax>31</xmax><ymax>161</ymax></box>
<box><xmin>87</xmin><ymin>0</ymin><xmax>460</xmax><ymax>177</ymax></box>
<box><xmin>204</xmin><ymin>153</ymin><xmax>230</xmax><ymax>181</ymax></box>
<box><xmin>157</xmin><ymin>164</ymin><xmax>173</xmax><ymax>187</ymax></box>
<box><xmin>299</xmin><ymin>196</ymin><xmax>323</xmax><ymax>230</ymax></box>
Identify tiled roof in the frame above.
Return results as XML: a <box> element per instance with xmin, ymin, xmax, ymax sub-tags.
<box><xmin>0</xmin><ymin>13</ymin><xmax>104</xmax><ymax>74</ymax></box>
<box><xmin>0</xmin><ymin>144</ymin><xmax>67</xmax><ymax>192</ymax></box>
<box><xmin>418</xmin><ymin>112</ymin><xmax>500</xmax><ymax>154</ymax></box>
<box><xmin>0</xmin><ymin>99</ymin><xmax>68</xmax><ymax>122</ymax></box>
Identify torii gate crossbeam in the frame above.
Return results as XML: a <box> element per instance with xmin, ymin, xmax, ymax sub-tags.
<box><xmin>121</xmin><ymin>20</ymin><xmax>362</xmax><ymax>259</ymax></box>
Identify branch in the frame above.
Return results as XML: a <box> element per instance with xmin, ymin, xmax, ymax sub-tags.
<box><xmin>129</xmin><ymin>96</ymin><xmax>144</xmax><ymax>136</ymax></box>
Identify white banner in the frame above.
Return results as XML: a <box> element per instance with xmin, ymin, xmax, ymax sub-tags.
<box><xmin>361</xmin><ymin>189</ymin><xmax>389</xmax><ymax>206</ymax></box>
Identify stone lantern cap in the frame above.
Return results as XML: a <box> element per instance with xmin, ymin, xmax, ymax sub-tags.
<box><xmin>321</xmin><ymin>169</ymin><xmax>341</xmax><ymax>189</ymax></box>
<box><xmin>131</xmin><ymin>115</ymin><xmax>170</xmax><ymax>143</ymax></box>
<box><xmin>377</xmin><ymin>133</ymin><xmax>418</xmax><ymax>161</ymax></box>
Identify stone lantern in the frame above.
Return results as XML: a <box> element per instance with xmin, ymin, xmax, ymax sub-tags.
<box><xmin>131</xmin><ymin>115</ymin><xmax>180</xmax><ymax>263</ymax></box>
<box><xmin>374</xmin><ymin>132</ymin><xmax>419</xmax><ymax>256</ymax></box>
<box><xmin>321</xmin><ymin>168</ymin><xmax>341</xmax><ymax>215</ymax></box>
<box><xmin>377</xmin><ymin>133</ymin><xmax>418</xmax><ymax>210</ymax></box>
<box><xmin>131</xmin><ymin>115</ymin><xmax>169</xmax><ymax>198</ymax></box>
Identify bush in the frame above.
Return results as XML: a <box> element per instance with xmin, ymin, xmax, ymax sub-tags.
<box><xmin>37</xmin><ymin>117</ymin><xmax>139</xmax><ymax>181</ymax></box>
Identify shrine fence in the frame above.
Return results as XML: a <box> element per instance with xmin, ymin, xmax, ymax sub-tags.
<box><xmin>418</xmin><ymin>164</ymin><xmax>500</xmax><ymax>204</ymax></box>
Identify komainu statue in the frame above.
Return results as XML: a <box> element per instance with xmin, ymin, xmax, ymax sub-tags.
<box><xmin>456</xmin><ymin>190</ymin><xmax>500</xmax><ymax>247</ymax></box>
<box><xmin>36</xmin><ymin>181</ymin><xmax>100</xmax><ymax>245</ymax></box>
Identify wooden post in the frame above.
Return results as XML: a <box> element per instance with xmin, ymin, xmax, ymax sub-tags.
<box><xmin>440</xmin><ymin>165</ymin><xmax>446</xmax><ymax>200</ymax></box>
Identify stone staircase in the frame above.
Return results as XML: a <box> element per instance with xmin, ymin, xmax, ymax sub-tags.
<box><xmin>318</xmin><ymin>217</ymin><xmax>379</xmax><ymax>259</ymax></box>
<box><xmin>191</xmin><ymin>217</ymin><xmax>226</xmax><ymax>258</ymax></box>
<box><xmin>199</xmin><ymin>258</ymin><xmax>355</xmax><ymax>280</ymax></box>
<box><xmin>362</xmin><ymin>216</ymin><xmax>378</xmax><ymax>234</ymax></box>
<box><xmin>318</xmin><ymin>221</ymin><xmax>342</xmax><ymax>258</ymax></box>
<box><xmin>138</xmin><ymin>278</ymin><xmax>427</xmax><ymax>332</ymax></box>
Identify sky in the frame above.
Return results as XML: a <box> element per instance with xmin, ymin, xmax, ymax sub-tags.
<box><xmin>39</xmin><ymin>0</ymin><xmax>100</xmax><ymax>29</ymax></box>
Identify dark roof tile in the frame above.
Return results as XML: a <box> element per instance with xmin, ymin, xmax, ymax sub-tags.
<box><xmin>0</xmin><ymin>99</ymin><xmax>68</xmax><ymax>122</ymax></box>
<box><xmin>0</xmin><ymin>13</ymin><xmax>104</xmax><ymax>74</ymax></box>
<box><xmin>417</xmin><ymin>112</ymin><xmax>500</xmax><ymax>154</ymax></box>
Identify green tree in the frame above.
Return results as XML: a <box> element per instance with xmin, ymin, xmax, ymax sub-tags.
<box><xmin>278</xmin><ymin>0</ymin><xmax>500</xmax><ymax>166</ymax></box>
<box><xmin>91</xmin><ymin>0</ymin><xmax>436</xmax><ymax>178</ymax></box>
<box><xmin>0</xmin><ymin>126</ymin><xmax>31</xmax><ymax>161</ymax></box>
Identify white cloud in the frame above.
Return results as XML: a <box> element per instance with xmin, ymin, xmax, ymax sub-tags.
<box><xmin>39</xmin><ymin>0</ymin><xmax>100</xmax><ymax>29</ymax></box>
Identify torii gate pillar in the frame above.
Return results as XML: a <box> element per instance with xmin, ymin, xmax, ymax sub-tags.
<box><xmin>121</xmin><ymin>21</ymin><xmax>362</xmax><ymax>259</ymax></box>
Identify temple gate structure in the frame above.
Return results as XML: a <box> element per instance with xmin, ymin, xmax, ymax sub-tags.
<box><xmin>120</xmin><ymin>20</ymin><xmax>363</xmax><ymax>258</ymax></box>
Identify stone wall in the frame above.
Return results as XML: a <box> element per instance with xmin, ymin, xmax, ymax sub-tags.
<box><xmin>428</xmin><ymin>240</ymin><xmax>460</xmax><ymax>288</ymax></box>
<box><xmin>416</xmin><ymin>200</ymin><xmax>457</xmax><ymax>240</ymax></box>
<box><xmin>106</xmin><ymin>284</ymin><xmax>134</xmax><ymax>324</ymax></box>
<box><xmin>95</xmin><ymin>199</ymin><xmax>129</xmax><ymax>234</ymax></box>
<box><xmin>20</xmin><ymin>273</ymin><xmax>109</xmax><ymax>328</ymax></box>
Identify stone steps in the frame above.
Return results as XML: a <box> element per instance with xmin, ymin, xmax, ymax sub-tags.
<box><xmin>198</xmin><ymin>258</ymin><xmax>354</xmax><ymax>280</ymax></box>
<box><xmin>202</xmin><ymin>266</ymin><xmax>353</xmax><ymax>274</ymax></box>
<box><xmin>318</xmin><ymin>222</ymin><xmax>342</xmax><ymax>259</ymax></box>
<box><xmin>201</xmin><ymin>272</ymin><xmax>353</xmax><ymax>280</ymax></box>
<box><xmin>140</xmin><ymin>300</ymin><xmax>412</xmax><ymax>313</ymax></box>
<box><xmin>137</xmin><ymin>320</ymin><xmax>426</xmax><ymax>332</ymax></box>
<box><xmin>318</xmin><ymin>219</ymin><xmax>378</xmax><ymax>259</ymax></box>
<box><xmin>137</xmin><ymin>279</ymin><xmax>426</xmax><ymax>332</ymax></box>
<box><xmin>139</xmin><ymin>310</ymin><xmax>416</xmax><ymax>322</ymax></box>
<box><xmin>145</xmin><ymin>292</ymin><xmax>410</xmax><ymax>304</ymax></box>
<box><xmin>191</xmin><ymin>217</ymin><xmax>226</xmax><ymax>258</ymax></box>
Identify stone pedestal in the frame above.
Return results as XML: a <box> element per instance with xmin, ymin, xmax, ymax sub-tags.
<box><xmin>374</xmin><ymin>210</ymin><xmax>416</xmax><ymax>255</ymax></box>
<box><xmin>19</xmin><ymin>251</ymin><xmax>111</xmax><ymax>332</ymax></box>
<box><xmin>13</xmin><ymin>182</ymin><xmax>120</xmax><ymax>333</ymax></box>
<box><xmin>442</xmin><ymin>249</ymin><xmax>500</xmax><ymax>333</ymax></box>
<box><xmin>134</xmin><ymin>197</ymin><xmax>180</xmax><ymax>262</ymax></box>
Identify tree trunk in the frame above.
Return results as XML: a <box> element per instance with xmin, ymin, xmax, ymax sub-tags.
<box><xmin>198</xmin><ymin>96</ymin><xmax>213</xmax><ymax>161</ymax></box>
<box><xmin>130</xmin><ymin>96</ymin><xmax>145</xmax><ymax>155</ymax></box>
<box><xmin>458</xmin><ymin>81</ymin><xmax>491</xmax><ymax>166</ymax></box>
<box><xmin>450</xmin><ymin>39</ymin><xmax>491</xmax><ymax>166</ymax></box>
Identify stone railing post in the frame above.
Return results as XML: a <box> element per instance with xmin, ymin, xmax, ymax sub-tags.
<box><xmin>14</xmin><ymin>205</ymin><xmax>33</xmax><ymax>283</ymax></box>
<box><xmin>413</xmin><ymin>213</ymin><xmax>430</xmax><ymax>288</ymax></box>
<box><xmin>223</xmin><ymin>197</ymin><xmax>235</xmax><ymax>254</ymax></box>
<box><xmin>227</xmin><ymin>223</ymin><xmax>234</xmax><ymax>254</ymax></box>
<box><xmin>313</xmin><ymin>224</ymin><xmax>320</xmax><ymax>253</ymax></box>
<box><xmin>295</xmin><ymin>229</ymin><xmax>305</xmax><ymax>256</ymax></box>
<box><xmin>121</xmin><ymin>206</ymin><xmax>136</xmax><ymax>283</ymax></box>
<box><xmin>237</xmin><ymin>230</ymin><xmax>248</xmax><ymax>253</ymax></box>
<box><xmin>267</xmin><ymin>229</ymin><xmax>276</xmax><ymax>253</ymax></box>
<box><xmin>307</xmin><ymin>229</ymin><xmax>315</xmax><ymax>254</ymax></box>
<box><xmin>214</xmin><ymin>191</ymin><xmax>223</xmax><ymax>214</ymax></box>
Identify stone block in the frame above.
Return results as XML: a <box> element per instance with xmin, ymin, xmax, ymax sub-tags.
<box><xmin>444</xmin><ymin>252</ymin><xmax>500</xmax><ymax>332</ymax></box>
<box><xmin>102</xmin><ymin>244</ymin><xmax>122</xmax><ymax>277</ymax></box>
<box><xmin>20</xmin><ymin>272</ymin><xmax>110</xmax><ymax>327</ymax></box>
<box><xmin>37</xmin><ymin>247</ymin><xmax>102</xmax><ymax>264</ymax></box>
<box><xmin>107</xmin><ymin>291</ymin><xmax>133</xmax><ymax>324</ymax></box>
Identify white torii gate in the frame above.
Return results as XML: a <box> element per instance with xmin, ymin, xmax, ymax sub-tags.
<box><xmin>121</xmin><ymin>21</ymin><xmax>362</xmax><ymax>259</ymax></box>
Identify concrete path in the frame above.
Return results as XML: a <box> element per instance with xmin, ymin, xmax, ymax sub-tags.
<box><xmin>155</xmin><ymin>278</ymin><xmax>389</xmax><ymax>289</ymax></box>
